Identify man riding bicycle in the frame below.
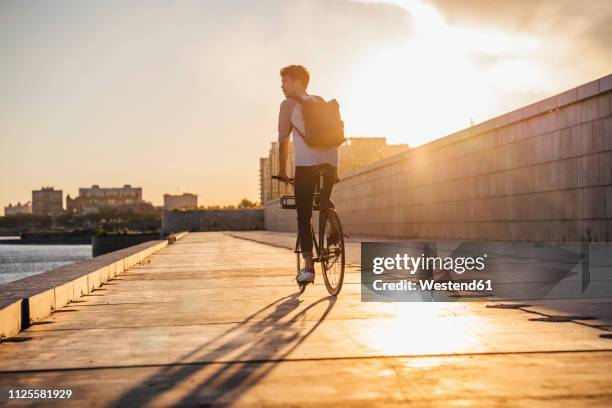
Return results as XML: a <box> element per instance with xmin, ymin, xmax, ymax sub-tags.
<box><xmin>276</xmin><ymin>65</ymin><xmax>339</xmax><ymax>286</ymax></box>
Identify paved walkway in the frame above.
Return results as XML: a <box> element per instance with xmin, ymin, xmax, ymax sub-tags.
<box><xmin>1</xmin><ymin>232</ymin><xmax>611</xmax><ymax>407</ymax></box>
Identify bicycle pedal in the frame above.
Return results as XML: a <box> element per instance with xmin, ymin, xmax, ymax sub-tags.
<box><xmin>297</xmin><ymin>280</ymin><xmax>313</xmax><ymax>294</ymax></box>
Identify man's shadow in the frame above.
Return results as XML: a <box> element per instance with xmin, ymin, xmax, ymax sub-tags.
<box><xmin>112</xmin><ymin>292</ymin><xmax>337</xmax><ymax>407</ymax></box>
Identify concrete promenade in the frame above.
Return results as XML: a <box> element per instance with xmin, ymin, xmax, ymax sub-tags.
<box><xmin>1</xmin><ymin>231</ymin><xmax>612</xmax><ymax>406</ymax></box>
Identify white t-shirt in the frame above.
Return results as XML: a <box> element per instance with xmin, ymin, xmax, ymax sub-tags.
<box><xmin>277</xmin><ymin>95</ymin><xmax>339</xmax><ymax>167</ymax></box>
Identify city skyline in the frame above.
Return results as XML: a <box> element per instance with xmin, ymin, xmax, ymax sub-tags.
<box><xmin>5</xmin><ymin>183</ymin><xmax>215</xmax><ymax>215</ymax></box>
<box><xmin>1</xmin><ymin>0</ymin><xmax>611</xmax><ymax>214</ymax></box>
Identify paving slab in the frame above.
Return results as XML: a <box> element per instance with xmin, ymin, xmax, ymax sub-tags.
<box><xmin>1</xmin><ymin>231</ymin><xmax>611</xmax><ymax>407</ymax></box>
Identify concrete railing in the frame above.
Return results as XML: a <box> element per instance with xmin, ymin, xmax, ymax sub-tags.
<box><xmin>265</xmin><ymin>74</ymin><xmax>612</xmax><ymax>242</ymax></box>
<box><xmin>0</xmin><ymin>231</ymin><xmax>189</xmax><ymax>340</ymax></box>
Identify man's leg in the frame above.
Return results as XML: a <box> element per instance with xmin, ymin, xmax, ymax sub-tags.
<box><xmin>295</xmin><ymin>165</ymin><xmax>317</xmax><ymax>270</ymax></box>
<box><xmin>319</xmin><ymin>163</ymin><xmax>338</xmax><ymax>205</ymax></box>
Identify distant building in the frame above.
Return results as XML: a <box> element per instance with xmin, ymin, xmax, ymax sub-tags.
<box><xmin>259</xmin><ymin>157</ymin><xmax>270</xmax><ymax>205</ymax></box>
<box><xmin>4</xmin><ymin>201</ymin><xmax>32</xmax><ymax>216</ymax></box>
<box><xmin>164</xmin><ymin>193</ymin><xmax>198</xmax><ymax>210</ymax></box>
<box><xmin>32</xmin><ymin>187</ymin><xmax>63</xmax><ymax>216</ymax></box>
<box><xmin>258</xmin><ymin>137</ymin><xmax>409</xmax><ymax>205</ymax></box>
<box><xmin>260</xmin><ymin>141</ymin><xmax>295</xmax><ymax>205</ymax></box>
<box><xmin>66</xmin><ymin>184</ymin><xmax>143</xmax><ymax>214</ymax></box>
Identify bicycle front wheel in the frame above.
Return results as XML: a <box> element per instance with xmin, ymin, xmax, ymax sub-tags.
<box><xmin>321</xmin><ymin>208</ymin><xmax>345</xmax><ymax>295</ymax></box>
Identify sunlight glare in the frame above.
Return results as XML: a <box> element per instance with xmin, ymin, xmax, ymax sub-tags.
<box><xmin>356</xmin><ymin>303</ymin><xmax>485</xmax><ymax>358</ymax></box>
<box><xmin>344</xmin><ymin>0</ymin><xmax>546</xmax><ymax>146</ymax></box>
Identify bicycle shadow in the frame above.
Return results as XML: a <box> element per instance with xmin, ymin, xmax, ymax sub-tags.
<box><xmin>111</xmin><ymin>292</ymin><xmax>337</xmax><ymax>407</ymax></box>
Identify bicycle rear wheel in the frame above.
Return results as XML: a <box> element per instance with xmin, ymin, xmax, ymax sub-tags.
<box><xmin>321</xmin><ymin>209</ymin><xmax>345</xmax><ymax>295</ymax></box>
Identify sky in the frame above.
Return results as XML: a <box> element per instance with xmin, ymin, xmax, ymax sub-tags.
<box><xmin>1</xmin><ymin>0</ymin><xmax>611</xmax><ymax>212</ymax></box>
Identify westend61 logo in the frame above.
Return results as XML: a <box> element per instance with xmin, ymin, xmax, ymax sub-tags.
<box><xmin>370</xmin><ymin>252</ymin><xmax>492</xmax><ymax>294</ymax></box>
<box><xmin>360</xmin><ymin>241</ymin><xmax>609</xmax><ymax>302</ymax></box>
<box><xmin>361</xmin><ymin>242</ymin><xmax>494</xmax><ymax>302</ymax></box>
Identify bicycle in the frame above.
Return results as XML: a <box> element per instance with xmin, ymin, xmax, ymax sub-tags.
<box><xmin>272</xmin><ymin>169</ymin><xmax>345</xmax><ymax>295</ymax></box>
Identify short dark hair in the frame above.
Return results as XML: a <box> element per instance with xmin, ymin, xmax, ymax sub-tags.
<box><xmin>280</xmin><ymin>65</ymin><xmax>310</xmax><ymax>88</ymax></box>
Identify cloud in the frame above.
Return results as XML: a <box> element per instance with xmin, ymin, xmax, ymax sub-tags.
<box><xmin>342</xmin><ymin>0</ymin><xmax>611</xmax><ymax>146</ymax></box>
<box><xmin>428</xmin><ymin>0</ymin><xmax>612</xmax><ymax>70</ymax></box>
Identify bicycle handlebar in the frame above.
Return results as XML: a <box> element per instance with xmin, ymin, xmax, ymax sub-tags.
<box><xmin>272</xmin><ymin>175</ymin><xmax>295</xmax><ymax>183</ymax></box>
<box><xmin>272</xmin><ymin>175</ymin><xmax>342</xmax><ymax>184</ymax></box>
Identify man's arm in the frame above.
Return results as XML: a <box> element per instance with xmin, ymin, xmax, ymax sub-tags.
<box><xmin>278</xmin><ymin>138</ymin><xmax>290</xmax><ymax>180</ymax></box>
<box><xmin>277</xmin><ymin>99</ymin><xmax>294</xmax><ymax>182</ymax></box>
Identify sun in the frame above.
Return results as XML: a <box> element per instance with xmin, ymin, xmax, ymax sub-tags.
<box><xmin>342</xmin><ymin>0</ymin><xmax>546</xmax><ymax>147</ymax></box>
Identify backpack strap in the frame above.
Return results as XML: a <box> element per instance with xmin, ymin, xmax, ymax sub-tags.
<box><xmin>291</xmin><ymin>124</ymin><xmax>305</xmax><ymax>140</ymax></box>
<box><xmin>287</xmin><ymin>96</ymin><xmax>305</xmax><ymax>139</ymax></box>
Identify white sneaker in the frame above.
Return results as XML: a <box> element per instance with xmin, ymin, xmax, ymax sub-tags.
<box><xmin>296</xmin><ymin>268</ymin><xmax>315</xmax><ymax>283</ymax></box>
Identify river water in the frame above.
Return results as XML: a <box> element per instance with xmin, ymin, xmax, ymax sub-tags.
<box><xmin>0</xmin><ymin>237</ymin><xmax>92</xmax><ymax>284</ymax></box>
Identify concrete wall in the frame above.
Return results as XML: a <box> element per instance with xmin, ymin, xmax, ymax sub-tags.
<box><xmin>264</xmin><ymin>203</ymin><xmax>320</xmax><ymax>232</ymax></box>
<box><xmin>265</xmin><ymin>204</ymin><xmax>297</xmax><ymax>231</ymax></box>
<box><xmin>265</xmin><ymin>74</ymin><xmax>612</xmax><ymax>241</ymax></box>
<box><xmin>162</xmin><ymin>209</ymin><xmax>264</xmax><ymax>234</ymax></box>
<box><xmin>92</xmin><ymin>233</ymin><xmax>160</xmax><ymax>257</ymax></box>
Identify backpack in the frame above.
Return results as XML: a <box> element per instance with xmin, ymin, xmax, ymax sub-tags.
<box><xmin>289</xmin><ymin>95</ymin><xmax>346</xmax><ymax>148</ymax></box>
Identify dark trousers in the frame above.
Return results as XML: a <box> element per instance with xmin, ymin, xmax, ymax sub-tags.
<box><xmin>295</xmin><ymin>163</ymin><xmax>338</xmax><ymax>256</ymax></box>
